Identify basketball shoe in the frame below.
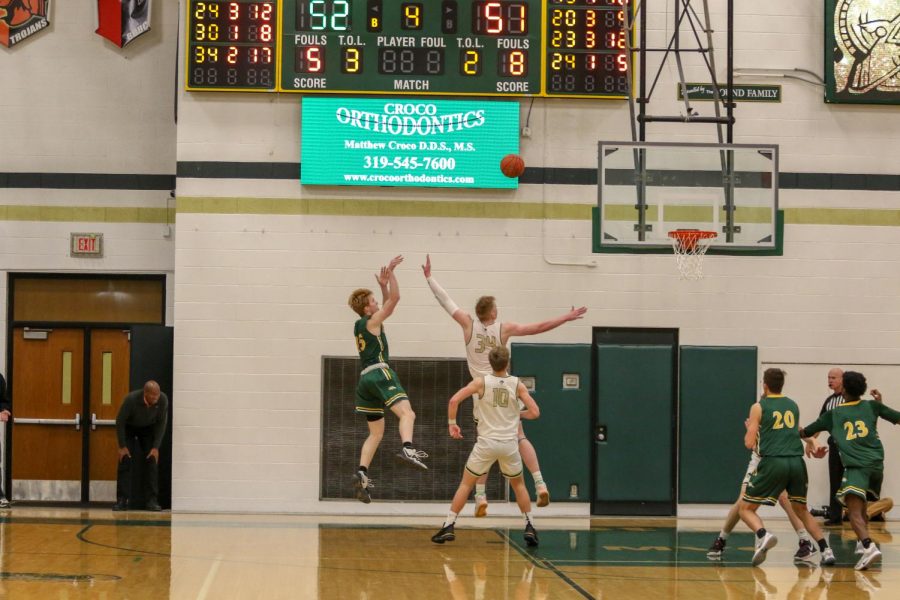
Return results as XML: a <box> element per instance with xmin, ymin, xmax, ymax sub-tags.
<box><xmin>751</xmin><ymin>532</ymin><xmax>777</xmax><ymax>566</ymax></box>
<box><xmin>431</xmin><ymin>523</ymin><xmax>456</xmax><ymax>544</ymax></box>
<box><xmin>524</xmin><ymin>522</ymin><xmax>539</xmax><ymax>547</ymax></box>
<box><xmin>707</xmin><ymin>536</ymin><xmax>726</xmax><ymax>559</ymax></box>
<box><xmin>855</xmin><ymin>543</ymin><xmax>881</xmax><ymax>571</ymax></box>
<box><xmin>474</xmin><ymin>494</ymin><xmax>488</xmax><ymax>517</ymax></box>
<box><xmin>396</xmin><ymin>446</ymin><xmax>429</xmax><ymax>470</ymax></box>
<box><xmin>353</xmin><ymin>470</ymin><xmax>373</xmax><ymax>504</ymax></box>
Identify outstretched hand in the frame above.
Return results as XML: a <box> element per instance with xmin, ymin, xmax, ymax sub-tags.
<box><xmin>387</xmin><ymin>255</ymin><xmax>404</xmax><ymax>271</ymax></box>
<box><xmin>375</xmin><ymin>266</ymin><xmax>390</xmax><ymax>288</ymax></box>
<box><xmin>567</xmin><ymin>306</ymin><xmax>588</xmax><ymax>321</ymax></box>
<box><xmin>422</xmin><ymin>254</ymin><xmax>431</xmax><ymax>278</ymax></box>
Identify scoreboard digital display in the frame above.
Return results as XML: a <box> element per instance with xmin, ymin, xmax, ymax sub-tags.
<box><xmin>187</xmin><ymin>1</ymin><xmax>277</xmax><ymax>90</ymax></box>
<box><xmin>185</xmin><ymin>0</ymin><xmax>631</xmax><ymax>98</ymax></box>
<box><xmin>546</xmin><ymin>0</ymin><xmax>629</xmax><ymax>96</ymax></box>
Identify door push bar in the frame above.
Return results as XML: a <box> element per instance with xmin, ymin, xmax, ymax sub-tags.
<box><xmin>91</xmin><ymin>413</ymin><xmax>116</xmax><ymax>430</ymax></box>
<box><xmin>14</xmin><ymin>413</ymin><xmax>81</xmax><ymax>431</ymax></box>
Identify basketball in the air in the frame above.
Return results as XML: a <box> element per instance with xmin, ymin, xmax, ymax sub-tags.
<box><xmin>500</xmin><ymin>154</ymin><xmax>525</xmax><ymax>178</ymax></box>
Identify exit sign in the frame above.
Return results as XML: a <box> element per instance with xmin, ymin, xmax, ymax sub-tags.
<box><xmin>70</xmin><ymin>233</ymin><xmax>103</xmax><ymax>257</ymax></box>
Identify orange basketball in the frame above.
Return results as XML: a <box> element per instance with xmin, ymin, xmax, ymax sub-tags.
<box><xmin>500</xmin><ymin>154</ymin><xmax>525</xmax><ymax>178</ymax></box>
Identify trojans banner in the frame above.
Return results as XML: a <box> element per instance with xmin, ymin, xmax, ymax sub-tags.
<box><xmin>95</xmin><ymin>0</ymin><xmax>151</xmax><ymax>48</ymax></box>
<box><xmin>0</xmin><ymin>0</ymin><xmax>51</xmax><ymax>48</ymax></box>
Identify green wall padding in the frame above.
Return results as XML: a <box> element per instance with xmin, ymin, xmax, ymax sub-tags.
<box><xmin>510</xmin><ymin>343</ymin><xmax>591</xmax><ymax>502</ymax></box>
<box><xmin>595</xmin><ymin>345</ymin><xmax>674</xmax><ymax>502</ymax></box>
<box><xmin>678</xmin><ymin>346</ymin><xmax>758</xmax><ymax>503</ymax></box>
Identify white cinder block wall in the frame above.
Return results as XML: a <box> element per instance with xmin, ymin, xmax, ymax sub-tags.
<box><xmin>0</xmin><ymin>2</ymin><xmax>177</xmax><ymax>313</ymax></box>
<box><xmin>3</xmin><ymin>2</ymin><xmax>898</xmax><ymax>513</ymax></box>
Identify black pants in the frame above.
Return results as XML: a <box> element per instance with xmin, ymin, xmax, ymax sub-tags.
<box><xmin>117</xmin><ymin>426</ymin><xmax>159</xmax><ymax>504</ymax></box>
<box><xmin>827</xmin><ymin>442</ymin><xmax>844</xmax><ymax>521</ymax></box>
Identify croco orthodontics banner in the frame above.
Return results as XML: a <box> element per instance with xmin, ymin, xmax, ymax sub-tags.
<box><xmin>301</xmin><ymin>97</ymin><xmax>520</xmax><ymax>189</ymax></box>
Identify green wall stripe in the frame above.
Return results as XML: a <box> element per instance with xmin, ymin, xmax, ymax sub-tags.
<box><xmin>177</xmin><ymin>197</ymin><xmax>900</xmax><ymax>227</ymax></box>
<box><xmin>0</xmin><ymin>200</ymin><xmax>899</xmax><ymax>227</ymax></box>
<box><xmin>782</xmin><ymin>207</ymin><xmax>900</xmax><ymax>226</ymax></box>
<box><xmin>177</xmin><ymin>196</ymin><xmax>590</xmax><ymax>220</ymax></box>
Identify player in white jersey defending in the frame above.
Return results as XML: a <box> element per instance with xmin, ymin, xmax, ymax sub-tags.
<box><xmin>431</xmin><ymin>346</ymin><xmax>541</xmax><ymax>546</ymax></box>
<box><xmin>423</xmin><ymin>255</ymin><xmax>586</xmax><ymax>517</ymax></box>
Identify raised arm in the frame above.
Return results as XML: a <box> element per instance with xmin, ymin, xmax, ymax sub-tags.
<box><xmin>422</xmin><ymin>254</ymin><xmax>472</xmax><ymax>331</ymax></box>
<box><xmin>517</xmin><ymin>382</ymin><xmax>540</xmax><ymax>420</ymax></box>
<box><xmin>448</xmin><ymin>378</ymin><xmax>484</xmax><ymax>439</ymax></box>
<box><xmin>500</xmin><ymin>306</ymin><xmax>587</xmax><ymax>343</ymax></box>
<box><xmin>744</xmin><ymin>403</ymin><xmax>762</xmax><ymax>450</ymax></box>
<box><xmin>368</xmin><ymin>255</ymin><xmax>403</xmax><ymax>330</ymax></box>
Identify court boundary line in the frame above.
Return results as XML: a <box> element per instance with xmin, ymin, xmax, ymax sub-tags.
<box><xmin>494</xmin><ymin>529</ymin><xmax>597</xmax><ymax>600</ymax></box>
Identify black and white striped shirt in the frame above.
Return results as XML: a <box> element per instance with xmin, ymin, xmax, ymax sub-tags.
<box><xmin>819</xmin><ymin>392</ymin><xmax>844</xmax><ymax>445</ymax></box>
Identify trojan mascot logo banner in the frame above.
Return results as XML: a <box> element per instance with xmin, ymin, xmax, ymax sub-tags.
<box><xmin>0</xmin><ymin>0</ymin><xmax>51</xmax><ymax>48</ymax></box>
<box><xmin>95</xmin><ymin>0</ymin><xmax>151</xmax><ymax>48</ymax></box>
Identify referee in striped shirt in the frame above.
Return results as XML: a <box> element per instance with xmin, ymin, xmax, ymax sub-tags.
<box><xmin>819</xmin><ymin>368</ymin><xmax>845</xmax><ymax>525</ymax></box>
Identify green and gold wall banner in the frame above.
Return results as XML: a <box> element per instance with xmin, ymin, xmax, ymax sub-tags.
<box><xmin>826</xmin><ymin>0</ymin><xmax>900</xmax><ymax>104</ymax></box>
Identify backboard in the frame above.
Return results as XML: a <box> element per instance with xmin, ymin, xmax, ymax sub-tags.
<box><xmin>595</xmin><ymin>142</ymin><xmax>780</xmax><ymax>254</ymax></box>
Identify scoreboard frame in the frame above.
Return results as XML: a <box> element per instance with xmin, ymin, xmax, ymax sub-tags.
<box><xmin>185</xmin><ymin>0</ymin><xmax>634</xmax><ymax>99</ymax></box>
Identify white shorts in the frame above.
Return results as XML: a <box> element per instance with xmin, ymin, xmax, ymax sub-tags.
<box><xmin>742</xmin><ymin>453</ymin><xmax>762</xmax><ymax>486</ymax></box>
<box><xmin>465</xmin><ymin>437</ymin><xmax>523</xmax><ymax>478</ymax></box>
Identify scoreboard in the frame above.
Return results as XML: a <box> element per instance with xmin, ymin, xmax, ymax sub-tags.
<box><xmin>186</xmin><ymin>0</ymin><xmax>631</xmax><ymax>98</ymax></box>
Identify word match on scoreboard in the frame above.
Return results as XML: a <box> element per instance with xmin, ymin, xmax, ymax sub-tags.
<box><xmin>185</xmin><ymin>0</ymin><xmax>631</xmax><ymax>98</ymax></box>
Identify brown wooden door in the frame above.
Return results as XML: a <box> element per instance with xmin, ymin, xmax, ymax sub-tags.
<box><xmin>88</xmin><ymin>329</ymin><xmax>131</xmax><ymax>501</ymax></box>
<box><xmin>11</xmin><ymin>328</ymin><xmax>84</xmax><ymax>501</ymax></box>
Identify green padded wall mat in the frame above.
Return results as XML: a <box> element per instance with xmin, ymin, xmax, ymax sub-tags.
<box><xmin>678</xmin><ymin>346</ymin><xmax>758</xmax><ymax>503</ymax></box>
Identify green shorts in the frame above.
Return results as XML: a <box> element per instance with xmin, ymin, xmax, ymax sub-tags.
<box><xmin>742</xmin><ymin>456</ymin><xmax>808</xmax><ymax>506</ymax></box>
<box><xmin>837</xmin><ymin>466</ymin><xmax>883</xmax><ymax>504</ymax></box>
<box><xmin>355</xmin><ymin>365</ymin><xmax>408</xmax><ymax>417</ymax></box>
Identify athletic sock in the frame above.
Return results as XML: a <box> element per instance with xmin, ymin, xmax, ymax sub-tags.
<box><xmin>403</xmin><ymin>441</ymin><xmax>413</xmax><ymax>448</ymax></box>
<box><xmin>358</xmin><ymin>465</ymin><xmax>367</xmax><ymax>473</ymax></box>
<box><xmin>818</xmin><ymin>538</ymin><xmax>829</xmax><ymax>552</ymax></box>
<box><xmin>862</xmin><ymin>537</ymin><xmax>872</xmax><ymax>549</ymax></box>
<box><xmin>475</xmin><ymin>483</ymin><xmax>486</xmax><ymax>497</ymax></box>
<box><xmin>797</xmin><ymin>528</ymin><xmax>809</xmax><ymax>543</ymax></box>
<box><xmin>532</xmin><ymin>471</ymin><xmax>545</xmax><ymax>487</ymax></box>
<box><xmin>756</xmin><ymin>528</ymin><xmax>767</xmax><ymax>539</ymax></box>
<box><xmin>524</xmin><ymin>512</ymin><xmax>534</xmax><ymax>525</ymax></box>
<box><xmin>444</xmin><ymin>511</ymin><xmax>458</xmax><ymax>527</ymax></box>
<box><xmin>719</xmin><ymin>530</ymin><xmax>730</xmax><ymax>540</ymax></box>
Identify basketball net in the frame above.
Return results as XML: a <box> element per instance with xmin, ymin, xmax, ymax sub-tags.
<box><xmin>668</xmin><ymin>231</ymin><xmax>716</xmax><ymax>280</ymax></box>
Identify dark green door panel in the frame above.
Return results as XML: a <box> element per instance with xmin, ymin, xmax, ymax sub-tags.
<box><xmin>595</xmin><ymin>345</ymin><xmax>674</xmax><ymax>504</ymax></box>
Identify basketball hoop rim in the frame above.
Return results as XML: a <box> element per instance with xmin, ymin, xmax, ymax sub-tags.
<box><xmin>668</xmin><ymin>230</ymin><xmax>717</xmax><ymax>251</ymax></box>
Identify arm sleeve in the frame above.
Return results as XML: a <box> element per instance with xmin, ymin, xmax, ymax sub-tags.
<box><xmin>0</xmin><ymin>374</ymin><xmax>9</xmax><ymax>413</ymax></box>
<box><xmin>802</xmin><ymin>413</ymin><xmax>830</xmax><ymax>438</ymax></box>
<box><xmin>876</xmin><ymin>402</ymin><xmax>900</xmax><ymax>425</ymax></box>
<box><xmin>116</xmin><ymin>398</ymin><xmax>130</xmax><ymax>448</ymax></box>
<box><xmin>152</xmin><ymin>395</ymin><xmax>169</xmax><ymax>449</ymax></box>
<box><xmin>426</xmin><ymin>276</ymin><xmax>460</xmax><ymax>316</ymax></box>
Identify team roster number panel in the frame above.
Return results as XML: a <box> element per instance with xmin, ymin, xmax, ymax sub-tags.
<box><xmin>187</xmin><ymin>1</ymin><xmax>278</xmax><ymax>90</ymax></box>
<box><xmin>186</xmin><ymin>0</ymin><xmax>631</xmax><ymax>97</ymax></box>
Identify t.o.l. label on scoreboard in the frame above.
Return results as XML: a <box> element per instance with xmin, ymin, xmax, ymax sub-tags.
<box><xmin>70</xmin><ymin>233</ymin><xmax>104</xmax><ymax>257</ymax></box>
<box><xmin>300</xmin><ymin>97</ymin><xmax>519</xmax><ymax>188</ymax></box>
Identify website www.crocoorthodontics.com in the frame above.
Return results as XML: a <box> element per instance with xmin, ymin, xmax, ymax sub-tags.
<box><xmin>343</xmin><ymin>173</ymin><xmax>476</xmax><ymax>184</ymax></box>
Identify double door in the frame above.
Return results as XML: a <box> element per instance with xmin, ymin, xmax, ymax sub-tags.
<box><xmin>10</xmin><ymin>327</ymin><xmax>130</xmax><ymax>502</ymax></box>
